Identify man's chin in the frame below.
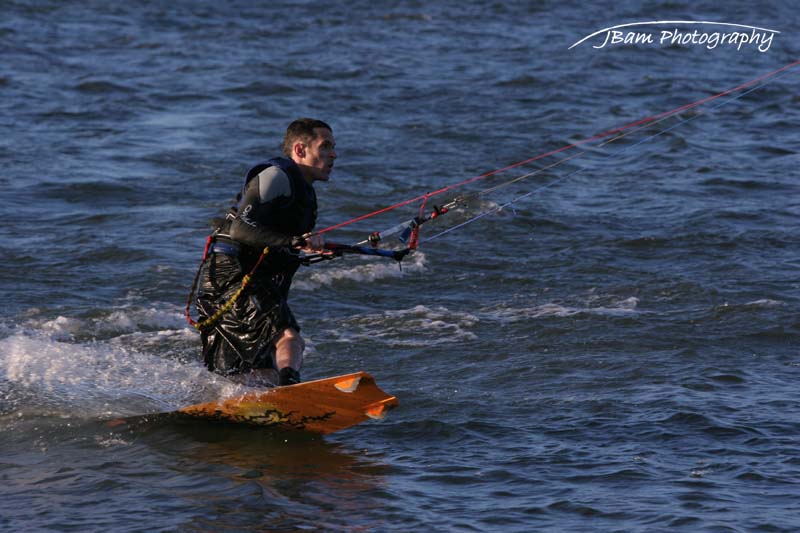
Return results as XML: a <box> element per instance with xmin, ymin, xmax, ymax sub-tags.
<box><xmin>299</xmin><ymin>164</ymin><xmax>331</xmax><ymax>183</ymax></box>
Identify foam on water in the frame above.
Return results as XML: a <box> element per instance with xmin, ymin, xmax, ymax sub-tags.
<box><xmin>293</xmin><ymin>250</ymin><xmax>427</xmax><ymax>291</ymax></box>
<box><xmin>0</xmin><ymin>317</ymin><xmax>244</xmax><ymax>420</ymax></box>
<box><xmin>742</xmin><ymin>298</ymin><xmax>784</xmax><ymax>308</ymax></box>
<box><xmin>27</xmin><ymin>304</ymin><xmax>188</xmax><ymax>342</ymax></box>
<box><xmin>1</xmin><ymin>333</ymin><xmax>214</xmax><ymax>416</ymax></box>
<box><xmin>486</xmin><ymin>296</ymin><xmax>642</xmax><ymax>322</ymax></box>
<box><xmin>327</xmin><ymin>304</ymin><xmax>479</xmax><ymax>348</ymax></box>
<box><xmin>319</xmin><ymin>294</ymin><xmax>642</xmax><ymax>349</ymax></box>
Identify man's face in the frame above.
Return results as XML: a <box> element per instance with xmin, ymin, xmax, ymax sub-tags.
<box><xmin>293</xmin><ymin>127</ymin><xmax>337</xmax><ymax>183</ymax></box>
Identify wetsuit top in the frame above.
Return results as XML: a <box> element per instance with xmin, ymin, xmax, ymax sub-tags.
<box><xmin>226</xmin><ymin>157</ymin><xmax>318</xmax><ymax>251</ymax></box>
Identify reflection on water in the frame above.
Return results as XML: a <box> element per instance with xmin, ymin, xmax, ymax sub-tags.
<box><xmin>1</xmin><ymin>413</ymin><xmax>396</xmax><ymax>530</ymax></box>
<box><xmin>127</xmin><ymin>419</ymin><xmax>395</xmax><ymax>529</ymax></box>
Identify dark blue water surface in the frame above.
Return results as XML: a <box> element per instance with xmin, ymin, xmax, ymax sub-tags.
<box><xmin>2</xmin><ymin>1</ymin><xmax>799</xmax><ymax>531</ymax></box>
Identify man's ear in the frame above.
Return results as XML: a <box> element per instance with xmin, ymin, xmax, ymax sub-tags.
<box><xmin>293</xmin><ymin>142</ymin><xmax>306</xmax><ymax>160</ymax></box>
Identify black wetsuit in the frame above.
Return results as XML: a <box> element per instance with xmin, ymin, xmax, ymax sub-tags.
<box><xmin>195</xmin><ymin>157</ymin><xmax>317</xmax><ymax>375</ymax></box>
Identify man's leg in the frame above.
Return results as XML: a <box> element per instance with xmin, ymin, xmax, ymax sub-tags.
<box><xmin>274</xmin><ymin>327</ymin><xmax>304</xmax><ymax>385</ymax></box>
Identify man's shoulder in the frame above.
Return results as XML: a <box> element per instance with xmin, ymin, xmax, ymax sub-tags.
<box><xmin>257</xmin><ymin>164</ymin><xmax>290</xmax><ymax>182</ymax></box>
<box><xmin>256</xmin><ymin>165</ymin><xmax>291</xmax><ymax>203</ymax></box>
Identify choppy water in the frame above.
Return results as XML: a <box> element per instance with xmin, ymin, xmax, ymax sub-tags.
<box><xmin>2</xmin><ymin>1</ymin><xmax>799</xmax><ymax>531</ymax></box>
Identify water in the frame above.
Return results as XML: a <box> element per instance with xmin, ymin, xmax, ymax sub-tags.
<box><xmin>2</xmin><ymin>1</ymin><xmax>799</xmax><ymax>531</ymax></box>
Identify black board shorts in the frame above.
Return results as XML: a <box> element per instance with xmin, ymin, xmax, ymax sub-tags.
<box><xmin>196</xmin><ymin>252</ymin><xmax>300</xmax><ymax>375</ymax></box>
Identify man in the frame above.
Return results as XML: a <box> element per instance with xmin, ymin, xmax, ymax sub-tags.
<box><xmin>195</xmin><ymin>118</ymin><xmax>336</xmax><ymax>386</ymax></box>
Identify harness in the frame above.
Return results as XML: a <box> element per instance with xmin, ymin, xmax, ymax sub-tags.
<box><xmin>185</xmin><ymin>240</ymin><xmax>271</xmax><ymax>331</ymax></box>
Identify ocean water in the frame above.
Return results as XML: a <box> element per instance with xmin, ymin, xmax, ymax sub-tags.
<box><xmin>1</xmin><ymin>1</ymin><xmax>799</xmax><ymax>531</ymax></box>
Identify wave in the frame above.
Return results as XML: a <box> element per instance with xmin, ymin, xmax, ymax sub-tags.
<box><xmin>321</xmin><ymin>296</ymin><xmax>641</xmax><ymax>348</ymax></box>
<box><xmin>73</xmin><ymin>80</ymin><xmax>134</xmax><ymax>94</ymax></box>
<box><xmin>0</xmin><ymin>303</ymin><xmax>250</xmax><ymax>422</ymax></box>
<box><xmin>293</xmin><ymin>250</ymin><xmax>428</xmax><ymax>290</ymax></box>
<box><xmin>0</xmin><ymin>330</ymin><xmax>250</xmax><ymax>420</ymax></box>
<box><xmin>711</xmin><ymin>298</ymin><xmax>786</xmax><ymax>316</ymax></box>
<box><xmin>700</xmin><ymin>177</ymin><xmax>792</xmax><ymax>190</ymax></box>
<box><xmin>24</xmin><ymin>304</ymin><xmax>188</xmax><ymax>342</ymax></box>
<box><xmin>482</xmin><ymin>297</ymin><xmax>641</xmax><ymax>323</ymax></box>
<box><xmin>327</xmin><ymin>304</ymin><xmax>478</xmax><ymax>348</ymax></box>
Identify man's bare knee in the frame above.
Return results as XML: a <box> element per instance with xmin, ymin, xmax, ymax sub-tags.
<box><xmin>277</xmin><ymin>328</ymin><xmax>304</xmax><ymax>351</ymax></box>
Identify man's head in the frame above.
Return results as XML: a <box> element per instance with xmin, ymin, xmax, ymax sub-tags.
<box><xmin>283</xmin><ymin>118</ymin><xmax>336</xmax><ymax>184</ymax></box>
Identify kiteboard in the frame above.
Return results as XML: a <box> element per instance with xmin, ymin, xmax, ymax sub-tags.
<box><xmin>109</xmin><ymin>371</ymin><xmax>398</xmax><ymax>435</ymax></box>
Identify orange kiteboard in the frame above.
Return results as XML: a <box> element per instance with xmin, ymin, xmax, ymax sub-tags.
<box><xmin>170</xmin><ymin>371</ymin><xmax>398</xmax><ymax>434</ymax></box>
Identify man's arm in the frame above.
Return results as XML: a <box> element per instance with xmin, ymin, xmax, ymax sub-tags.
<box><xmin>228</xmin><ymin>166</ymin><xmax>295</xmax><ymax>248</ymax></box>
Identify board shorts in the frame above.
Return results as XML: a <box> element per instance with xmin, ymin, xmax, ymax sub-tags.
<box><xmin>196</xmin><ymin>251</ymin><xmax>300</xmax><ymax>375</ymax></box>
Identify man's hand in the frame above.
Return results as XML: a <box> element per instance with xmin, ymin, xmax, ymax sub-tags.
<box><xmin>292</xmin><ymin>234</ymin><xmax>328</xmax><ymax>253</ymax></box>
<box><xmin>303</xmin><ymin>234</ymin><xmax>326</xmax><ymax>252</ymax></box>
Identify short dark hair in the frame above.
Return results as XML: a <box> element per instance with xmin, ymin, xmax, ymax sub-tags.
<box><xmin>282</xmin><ymin>118</ymin><xmax>332</xmax><ymax>157</ymax></box>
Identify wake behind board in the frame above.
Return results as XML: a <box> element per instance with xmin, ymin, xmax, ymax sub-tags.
<box><xmin>110</xmin><ymin>372</ymin><xmax>398</xmax><ymax>435</ymax></box>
